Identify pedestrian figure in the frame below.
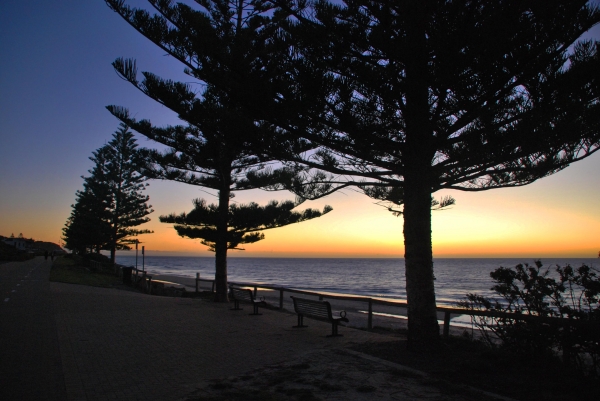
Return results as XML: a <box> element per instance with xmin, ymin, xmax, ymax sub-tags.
<box><xmin>44</xmin><ymin>250</ymin><xmax>48</xmax><ymax>261</ymax></box>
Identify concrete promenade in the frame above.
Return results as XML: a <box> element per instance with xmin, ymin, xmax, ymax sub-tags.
<box><xmin>1</xmin><ymin>256</ymin><xmax>66</xmax><ymax>400</ymax></box>
<box><xmin>1</xmin><ymin>257</ymin><xmax>505</xmax><ymax>401</ymax></box>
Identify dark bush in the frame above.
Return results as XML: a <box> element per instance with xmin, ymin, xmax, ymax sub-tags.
<box><xmin>0</xmin><ymin>242</ymin><xmax>35</xmax><ymax>261</ymax></box>
<box><xmin>458</xmin><ymin>261</ymin><xmax>600</xmax><ymax>376</ymax></box>
<box><xmin>82</xmin><ymin>253</ymin><xmax>111</xmax><ymax>263</ymax></box>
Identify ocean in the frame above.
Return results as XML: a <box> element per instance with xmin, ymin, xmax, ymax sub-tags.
<box><xmin>115</xmin><ymin>256</ymin><xmax>598</xmax><ymax>308</ymax></box>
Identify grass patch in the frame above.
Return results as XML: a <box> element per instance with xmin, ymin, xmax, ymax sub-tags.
<box><xmin>50</xmin><ymin>257</ymin><xmax>121</xmax><ymax>287</ymax></box>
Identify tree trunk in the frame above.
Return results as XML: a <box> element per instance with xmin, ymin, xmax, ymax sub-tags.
<box><xmin>402</xmin><ymin>0</ymin><xmax>440</xmax><ymax>346</ymax></box>
<box><xmin>403</xmin><ymin>169</ymin><xmax>440</xmax><ymax>346</ymax></box>
<box><xmin>110</xmin><ymin>223</ymin><xmax>118</xmax><ymax>264</ymax></box>
<box><xmin>213</xmin><ymin>176</ymin><xmax>231</xmax><ymax>302</ymax></box>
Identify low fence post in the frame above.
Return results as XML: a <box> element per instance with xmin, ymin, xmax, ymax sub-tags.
<box><xmin>562</xmin><ymin>320</ymin><xmax>571</xmax><ymax>365</ymax></box>
<box><xmin>195</xmin><ymin>273</ymin><xmax>199</xmax><ymax>293</ymax></box>
<box><xmin>368</xmin><ymin>299</ymin><xmax>373</xmax><ymax>330</ymax></box>
<box><xmin>254</xmin><ymin>285</ymin><xmax>257</xmax><ymax>298</ymax></box>
<box><xmin>279</xmin><ymin>289</ymin><xmax>284</xmax><ymax>310</ymax></box>
<box><xmin>443</xmin><ymin>311</ymin><xmax>451</xmax><ymax>338</ymax></box>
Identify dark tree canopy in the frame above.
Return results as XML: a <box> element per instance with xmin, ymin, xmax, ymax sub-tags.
<box><xmin>161</xmin><ymin>198</ymin><xmax>332</xmax><ymax>251</ymax></box>
<box><xmin>105</xmin><ymin>0</ymin><xmax>330</xmax><ymax>301</ymax></box>
<box><xmin>103</xmin><ymin>124</ymin><xmax>154</xmax><ymax>263</ymax></box>
<box><xmin>264</xmin><ymin>0</ymin><xmax>600</xmax><ymax>344</ymax></box>
<box><xmin>272</xmin><ymin>0</ymin><xmax>600</xmax><ymax>195</ymax></box>
<box><xmin>63</xmin><ymin>147</ymin><xmax>114</xmax><ymax>255</ymax></box>
<box><xmin>63</xmin><ymin>124</ymin><xmax>154</xmax><ymax>260</ymax></box>
<box><xmin>105</xmin><ymin>0</ymin><xmax>600</xmax><ymax>343</ymax></box>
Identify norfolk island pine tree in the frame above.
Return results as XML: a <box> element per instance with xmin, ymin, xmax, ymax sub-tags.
<box><xmin>255</xmin><ymin>0</ymin><xmax>600</xmax><ymax>345</ymax></box>
<box><xmin>104</xmin><ymin>1</ymin><xmax>600</xmax><ymax>343</ymax></box>
<box><xmin>63</xmin><ymin>124</ymin><xmax>153</xmax><ymax>260</ymax></box>
<box><xmin>160</xmin><ymin>198</ymin><xmax>332</xmax><ymax>256</ymax></box>
<box><xmin>104</xmin><ymin>123</ymin><xmax>154</xmax><ymax>263</ymax></box>
<box><xmin>104</xmin><ymin>0</ymin><xmax>332</xmax><ymax>302</ymax></box>
<box><xmin>63</xmin><ymin>146</ymin><xmax>113</xmax><ymax>255</ymax></box>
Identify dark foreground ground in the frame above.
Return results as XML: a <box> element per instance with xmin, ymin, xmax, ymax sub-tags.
<box><xmin>352</xmin><ymin>335</ymin><xmax>600</xmax><ymax>401</ymax></box>
<box><xmin>1</xmin><ymin>257</ymin><xmax>598</xmax><ymax>401</ymax></box>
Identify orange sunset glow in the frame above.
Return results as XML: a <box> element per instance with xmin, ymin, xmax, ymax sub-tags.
<box><xmin>2</xmin><ymin>152</ymin><xmax>598</xmax><ymax>259</ymax></box>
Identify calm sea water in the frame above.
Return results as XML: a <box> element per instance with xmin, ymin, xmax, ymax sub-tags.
<box><xmin>115</xmin><ymin>256</ymin><xmax>598</xmax><ymax>307</ymax></box>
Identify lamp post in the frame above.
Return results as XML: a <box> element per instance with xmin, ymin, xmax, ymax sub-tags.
<box><xmin>135</xmin><ymin>240</ymin><xmax>139</xmax><ymax>271</ymax></box>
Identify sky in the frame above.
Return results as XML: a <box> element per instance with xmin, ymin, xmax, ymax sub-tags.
<box><xmin>1</xmin><ymin>1</ymin><xmax>599</xmax><ymax>259</ymax></box>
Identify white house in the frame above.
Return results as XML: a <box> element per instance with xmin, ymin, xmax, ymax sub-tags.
<box><xmin>2</xmin><ymin>235</ymin><xmax>34</xmax><ymax>251</ymax></box>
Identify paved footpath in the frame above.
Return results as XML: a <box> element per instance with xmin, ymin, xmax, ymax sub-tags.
<box><xmin>1</xmin><ymin>257</ymin><xmax>507</xmax><ymax>401</ymax></box>
<box><xmin>51</xmin><ymin>282</ymin><xmax>397</xmax><ymax>400</ymax></box>
<box><xmin>0</xmin><ymin>257</ymin><xmax>67</xmax><ymax>400</ymax></box>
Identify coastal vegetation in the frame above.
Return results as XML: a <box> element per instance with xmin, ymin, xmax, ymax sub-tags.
<box><xmin>0</xmin><ymin>241</ymin><xmax>35</xmax><ymax>262</ymax></box>
<box><xmin>258</xmin><ymin>0</ymin><xmax>600</xmax><ymax>346</ymax></box>
<box><xmin>104</xmin><ymin>0</ymin><xmax>332</xmax><ymax>302</ymax></box>
<box><xmin>49</xmin><ymin>254</ymin><xmax>121</xmax><ymax>287</ymax></box>
<box><xmin>103</xmin><ymin>0</ymin><xmax>600</xmax><ymax>347</ymax></box>
<box><xmin>62</xmin><ymin>123</ymin><xmax>154</xmax><ymax>262</ymax></box>
<box><xmin>160</xmin><ymin>199</ymin><xmax>331</xmax><ymax>252</ymax></box>
<box><xmin>459</xmin><ymin>261</ymin><xmax>600</xmax><ymax>377</ymax></box>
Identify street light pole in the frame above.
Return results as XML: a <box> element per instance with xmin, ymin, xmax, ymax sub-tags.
<box><xmin>135</xmin><ymin>240</ymin><xmax>138</xmax><ymax>271</ymax></box>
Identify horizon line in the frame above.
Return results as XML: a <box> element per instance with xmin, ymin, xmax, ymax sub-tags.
<box><xmin>108</xmin><ymin>250</ymin><xmax>599</xmax><ymax>259</ymax></box>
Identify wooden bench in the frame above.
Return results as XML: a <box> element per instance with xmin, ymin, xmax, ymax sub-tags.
<box><xmin>229</xmin><ymin>286</ymin><xmax>266</xmax><ymax>315</ymax></box>
<box><xmin>290</xmin><ymin>296</ymin><xmax>349</xmax><ymax>337</ymax></box>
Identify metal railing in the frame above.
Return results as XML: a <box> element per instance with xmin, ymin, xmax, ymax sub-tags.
<box><xmin>112</xmin><ymin>265</ymin><xmax>597</xmax><ymax>340</ymax></box>
<box><xmin>195</xmin><ymin>277</ymin><xmax>414</xmax><ymax>333</ymax></box>
<box><xmin>194</xmin><ymin>276</ymin><xmax>599</xmax><ymax>338</ymax></box>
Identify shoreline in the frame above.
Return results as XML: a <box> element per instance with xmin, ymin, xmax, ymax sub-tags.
<box><xmin>116</xmin><ymin>256</ymin><xmax>600</xmax><ymax>310</ymax></box>
<box><xmin>150</xmin><ymin>272</ymin><xmax>472</xmax><ymax>336</ymax></box>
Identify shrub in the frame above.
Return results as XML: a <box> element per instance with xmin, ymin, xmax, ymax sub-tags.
<box><xmin>82</xmin><ymin>253</ymin><xmax>111</xmax><ymax>263</ymax></box>
<box><xmin>458</xmin><ymin>261</ymin><xmax>600</xmax><ymax>376</ymax></box>
<box><xmin>0</xmin><ymin>242</ymin><xmax>35</xmax><ymax>261</ymax></box>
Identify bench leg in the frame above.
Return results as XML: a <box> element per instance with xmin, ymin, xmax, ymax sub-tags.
<box><xmin>327</xmin><ymin>322</ymin><xmax>343</xmax><ymax>338</ymax></box>
<box><xmin>293</xmin><ymin>314</ymin><xmax>307</xmax><ymax>328</ymax></box>
<box><xmin>249</xmin><ymin>303</ymin><xmax>262</xmax><ymax>316</ymax></box>
<box><xmin>231</xmin><ymin>300</ymin><xmax>242</xmax><ymax>311</ymax></box>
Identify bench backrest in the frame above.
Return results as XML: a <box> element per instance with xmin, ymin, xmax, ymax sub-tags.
<box><xmin>291</xmin><ymin>296</ymin><xmax>333</xmax><ymax>320</ymax></box>
<box><xmin>230</xmin><ymin>286</ymin><xmax>254</xmax><ymax>302</ymax></box>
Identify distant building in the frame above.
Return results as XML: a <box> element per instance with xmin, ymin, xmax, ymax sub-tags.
<box><xmin>2</xmin><ymin>236</ymin><xmax>35</xmax><ymax>251</ymax></box>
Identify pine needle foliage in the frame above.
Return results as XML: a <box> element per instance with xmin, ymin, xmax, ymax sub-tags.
<box><xmin>103</xmin><ymin>124</ymin><xmax>154</xmax><ymax>263</ymax></box>
<box><xmin>263</xmin><ymin>0</ymin><xmax>600</xmax><ymax>344</ymax></box>
<box><xmin>63</xmin><ymin>147</ymin><xmax>114</xmax><ymax>255</ymax></box>
<box><xmin>63</xmin><ymin>124</ymin><xmax>154</xmax><ymax>261</ymax></box>
<box><xmin>161</xmin><ymin>199</ymin><xmax>332</xmax><ymax>251</ymax></box>
<box><xmin>104</xmin><ymin>0</ymin><xmax>332</xmax><ymax>301</ymax></box>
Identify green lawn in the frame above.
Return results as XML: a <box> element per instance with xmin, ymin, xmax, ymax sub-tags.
<box><xmin>50</xmin><ymin>256</ymin><xmax>121</xmax><ymax>287</ymax></box>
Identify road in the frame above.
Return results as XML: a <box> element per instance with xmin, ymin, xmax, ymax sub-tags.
<box><xmin>0</xmin><ymin>256</ymin><xmax>67</xmax><ymax>400</ymax></box>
